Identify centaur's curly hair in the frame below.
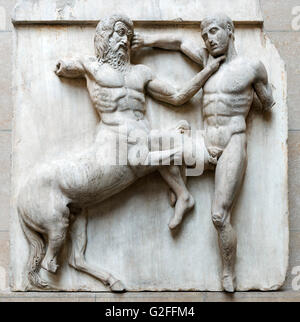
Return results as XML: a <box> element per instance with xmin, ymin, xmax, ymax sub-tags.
<box><xmin>94</xmin><ymin>15</ymin><xmax>134</xmax><ymax>61</ymax></box>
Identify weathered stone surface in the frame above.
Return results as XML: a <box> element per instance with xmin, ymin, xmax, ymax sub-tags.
<box><xmin>1</xmin><ymin>291</ymin><xmax>300</xmax><ymax>302</ymax></box>
<box><xmin>0</xmin><ymin>232</ymin><xmax>9</xmax><ymax>291</ymax></box>
<box><xmin>264</xmin><ymin>31</ymin><xmax>300</xmax><ymax>130</ymax></box>
<box><xmin>13</xmin><ymin>0</ymin><xmax>263</xmax><ymax>24</ymax></box>
<box><xmin>282</xmin><ymin>230</ymin><xmax>300</xmax><ymax>290</ymax></box>
<box><xmin>261</xmin><ymin>0</ymin><xmax>300</xmax><ymax>31</ymax></box>
<box><xmin>288</xmin><ymin>132</ymin><xmax>300</xmax><ymax>231</ymax></box>
<box><xmin>204</xmin><ymin>291</ymin><xmax>300</xmax><ymax>302</ymax></box>
<box><xmin>0</xmin><ymin>0</ymin><xmax>15</xmax><ymax>31</ymax></box>
<box><xmin>0</xmin><ymin>292</ymin><xmax>95</xmax><ymax>302</ymax></box>
<box><xmin>96</xmin><ymin>292</ymin><xmax>205</xmax><ymax>303</ymax></box>
<box><xmin>11</xmin><ymin>1</ymin><xmax>288</xmax><ymax>292</ymax></box>
<box><xmin>0</xmin><ymin>132</ymin><xmax>11</xmax><ymax>232</ymax></box>
<box><xmin>282</xmin><ymin>132</ymin><xmax>300</xmax><ymax>290</ymax></box>
<box><xmin>0</xmin><ymin>32</ymin><xmax>12</xmax><ymax>130</ymax></box>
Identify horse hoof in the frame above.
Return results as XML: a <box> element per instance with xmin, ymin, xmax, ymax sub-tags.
<box><xmin>110</xmin><ymin>280</ymin><xmax>126</xmax><ymax>293</ymax></box>
<box><xmin>42</xmin><ymin>259</ymin><xmax>59</xmax><ymax>274</ymax></box>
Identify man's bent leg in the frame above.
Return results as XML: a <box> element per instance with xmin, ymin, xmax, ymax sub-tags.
<box><xmin>159</xmin><ymin>166</ymin><xmax>194</xmax><ymax>230</ymax></box>
<box><xmin>168</xmin><ymin>166</ymin><xmax>187</xmax><ymax>207</ymax></box>
<box><xmin>212</xmin><ymin>133</ymin><xmax>247</xmax><ymax>292</ymax></box>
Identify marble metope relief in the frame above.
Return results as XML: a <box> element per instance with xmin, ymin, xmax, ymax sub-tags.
<box><xmin>11</xmin><ymin>0</ymin><xmax>288</xmax><ymax>293</ymax></box>
<box><xmin>17</xmin><ymin>14</ymin><xmax>226</xmax><ymax>292</ymax></box>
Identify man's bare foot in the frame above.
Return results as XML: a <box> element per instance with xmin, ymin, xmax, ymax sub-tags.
<box><xmin>168</xmin><ymin>194</ymin><xmax>195</xmax><ymax>230</ymax></box>
<box><xmin>222</xmin><ymin>274</ymin><xmax>236</xmax><ymax>293</ymax></box>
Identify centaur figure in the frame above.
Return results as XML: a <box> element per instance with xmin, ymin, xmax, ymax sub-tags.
<box><xmin>133</xmin><ymin>13</ymin><xmax>275</xmax><ymax>292</ymax></box>
<box><xmin>17</xmin><ymin>15</ymin><xmax>224</xmax><ymax>292</ymax></box>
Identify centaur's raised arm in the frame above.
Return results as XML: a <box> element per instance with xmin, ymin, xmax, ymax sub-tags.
<box><xmin>146</xmin><ymin>56</ymin><xmax>225</xmax><ymax>106</ymax></box>
<box><xmin>132</xmin><ymin>33</ymin><xmax>208</xmax><ymax>68</ymax></box>
<box><xmin>55</xmin><ymin>57</ymin><xmax>86</xmax><ymax>78</ymax></box>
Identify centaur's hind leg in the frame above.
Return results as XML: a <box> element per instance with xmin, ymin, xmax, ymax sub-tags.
<box><xmin>41</xmin><ymin>206</ymin><xmax>71</xmax><ymax>274</ymax></box>
<box><xmin>18</xmin><ymin>200</ymin><xmax>70</xmax><ymax>288</ymax></box>
<box><xmin>68</xmin><ymin>211</ymin><xmax>125</xmax><ymax>292</ymax></box>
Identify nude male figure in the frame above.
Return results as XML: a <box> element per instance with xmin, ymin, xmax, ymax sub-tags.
<box><xmin>133</xmin><ymin>13</ymin><xmax>275</xmax><ymax>292</ymax></box>
<box><xmin>18</xmin><ymin>15</ymin><xmax>224</xmax><ymax>291</ymax></box>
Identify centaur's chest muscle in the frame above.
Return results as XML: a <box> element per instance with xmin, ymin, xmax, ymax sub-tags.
<box><xmin>86</xmin><ymin>64</ymin><xmax>148</xmax><ymax>112</ymax></box>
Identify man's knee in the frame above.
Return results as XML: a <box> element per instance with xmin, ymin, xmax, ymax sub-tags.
<box><xmin>212</xmin><ymin>211</ymin><xmax>226</xmax><ymax>229</ymax></box>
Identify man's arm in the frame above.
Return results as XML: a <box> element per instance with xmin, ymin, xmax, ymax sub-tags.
<box><xmin>132</xmin><ymin>34</ymin><xmax>208</xmax><ymax>68</ymax></box>
<box><xmin>146</xmin><ymin>56</ymin><xmax>224</xmax><ymax>106</ymax></box>
<box><xmin>253</xmin><ymin>61</ymin><xmax>275</xmax><ymax>111</ymax></box>
<box><xmin>55</xmin><ymin>56</ymin><xmax>87</xmax><ymax>78</ymax></box>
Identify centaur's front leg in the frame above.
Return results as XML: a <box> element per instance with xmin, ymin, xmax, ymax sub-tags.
<box><xmin>68</xmin><ymin>211</ymin><xmax>125</xmax><ymax>292</ymax></box>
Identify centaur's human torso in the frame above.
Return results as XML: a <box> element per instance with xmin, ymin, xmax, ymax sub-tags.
<box><xmin>56</xmin><ymin>60</ymin><xmax>155</xmax><ymax>205</ymax></box>
<box><xmin>85</xmin><ymin>59</ymin><xmax>152</xmax><ymax>133</ymax></box>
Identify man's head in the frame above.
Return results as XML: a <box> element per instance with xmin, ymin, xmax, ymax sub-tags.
<box><xmin>95</xmin><ymin>15</ymin><xmax>134</xmax><ymax>67</ymax></box>
<box><xmin>201</xmin><ymin>13</ymin><xmax>235</xmax><ymax>57</ymax></box>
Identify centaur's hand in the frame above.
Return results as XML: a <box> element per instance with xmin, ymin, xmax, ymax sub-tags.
<box><xmin>208</xmin><ymin>55</ymin><xmax>226</xmax><ymax>73</ymax></box>
<box><xmin>55</xmin><ymin>60</ymin><xmax>66</xmax><ymax>76</ymax></box>
<box><xmin>131</xmin><ymin>33</ymin><xmax>145</xmax><ymax>51</ymax></box>
<box><xmin>175</xmin><ymin>120</ymin><xmax>191</xmax><ymax>134</ymax></box>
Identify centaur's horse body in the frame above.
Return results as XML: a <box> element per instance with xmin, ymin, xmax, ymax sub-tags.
<box><xmin>18</xmin><ymin>123</ymin><xmax>156</xmax><ymax>291</ymax></box>
<box><xmin>17</xmin><ymin>15</ymin><xmax>223</xmax><ymax>291</ymax></box>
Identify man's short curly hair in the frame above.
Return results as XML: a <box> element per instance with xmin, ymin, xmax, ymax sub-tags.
<box><xmin>201</xmin><ymin>13</ymin><xmax>235</xmax><ymax>39</ymax></box>
<box><xmin>94</xmin><ymin>14</ymin><xmax>134</xmax><ymax>60</ymax></box>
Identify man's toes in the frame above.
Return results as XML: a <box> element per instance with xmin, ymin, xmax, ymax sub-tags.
<box><xmin>169</xmin><ymin>217</ymin><xmax>181</xmax><ymax>230</ymax></box>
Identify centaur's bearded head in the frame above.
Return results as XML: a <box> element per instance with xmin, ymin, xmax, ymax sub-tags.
<box><xmin>95</xmin><ymin>15</ymin><xmax>134</xmax><ymax>71</ymax></box>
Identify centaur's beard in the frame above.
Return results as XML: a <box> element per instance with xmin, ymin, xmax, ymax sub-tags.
<box><xmin>100</xmin><ymin>45</ymin><xmax>130</xmax><ymax>72</ymax></box>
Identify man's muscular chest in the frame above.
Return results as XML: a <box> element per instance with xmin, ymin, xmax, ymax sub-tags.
<box><xmin>204</xmin><ymin>58</ymin><xmax>256</xmax><ymax>95</ymax></box>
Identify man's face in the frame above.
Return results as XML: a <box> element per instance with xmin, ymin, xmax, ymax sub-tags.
<box><xmin>201</xmin><ymin>23</ymin><xmax>230</xmax><ymax>57</ymax></box>
<box><xmin>109</xmin><ymin>21</ymin><xmax>133</xmax><ymax>57</ymax></box>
